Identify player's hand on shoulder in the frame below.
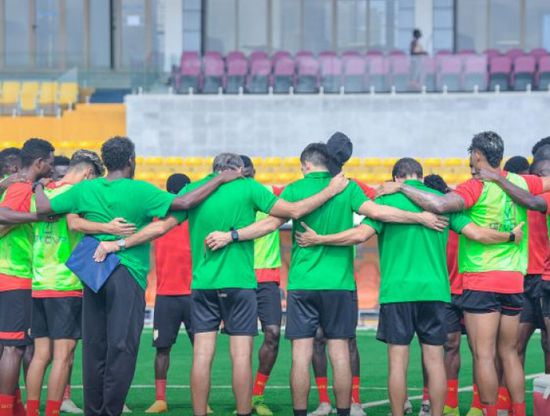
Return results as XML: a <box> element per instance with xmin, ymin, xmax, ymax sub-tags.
<box><xmin>376</xmin><ymin>181</ymin><xmax>401</xmax><ymax>197</ymax></box>
<box><xmin>205</xmin><ymin>231</ymin><xmax>232</xmax><ymax>251</ymax></box>
<box><xmin>93</xmin><ymin>241</ymin><xmax>120</xmax><ymax>262</ymax></box>
<box><xmin>328</xmin><ymin>172</ymin><xmax>349</xmax><ymax>195</ymax></box>
<box><xmin>108</xmin><ymin>217</ymin><xmax>137</xmax><ymax>237</ymax></box>
<box><xmin>295</xmin><ymin>222</ymin><xmax>319</xmax><ymax>247</ymax></box>
<box><xmin>219</xmin><ymin>168</ymin><xmax>244</xmax><ymax>183</ymax></box>
<box><xmin>419</xmin><ymin>211</ymin><xmax>449</xmax><ymax>232</ymax></box>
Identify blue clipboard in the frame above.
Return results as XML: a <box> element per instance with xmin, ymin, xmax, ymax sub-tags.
<box><xmin>66</xmin><ymin>236</ymin><xmax>121</xmax><ymax>293</ymax></box>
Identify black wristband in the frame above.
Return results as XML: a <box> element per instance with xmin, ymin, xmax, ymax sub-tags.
<box><xmin>508</xmin><ymin>232</ymin><xmax>515</xmax><ymax>242</ymax></box>
<box><xmin>231</xmin><ymin>228</ymin><xmax>239</xmax><ymax>242</ymax></box>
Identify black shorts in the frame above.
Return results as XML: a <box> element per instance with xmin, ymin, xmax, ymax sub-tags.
<box><xmin>445</xmin><ymin>295</ymin><xmax>465</xmax><ymax>334</ymax></box>
<box><xmin>520</xmin><ymin>275</ymin><xmax>544</xmax><ymax>327</ymax></box>
<box><xmin>0</xmin><ymin>289</ymin><xmax>32</xmax><ymax>346</ymax></box>
<box><xmin>153</xmin><ymin>295</ymin><xmax>193</xmax><ymax>348</ymax></box>
<box><xmin>541</xmin><ymin>280</ymin><xmax>550</xmax><ymax>318</ymax></box>
<box><xmin>377</xmin><ymin>301</ymin><xmax>447</xmax><ymax>346</ymax></box>
<box><xmin>257</xmin><ymin>282</ymin><xmax>282</xmax><ymax>329</ymax></box>
<box><xmin>285</xmin><ymin>290</ymin><xmax>358</xmax><ymax>340</ymax></box>
<box><xmin>461</xmin><ymin>289</ymin><xmax>524</xmax><ymax>316</ymax></box>
<box><xmin>191</xmin><ymin>289</ymin><xmax>258</xmax><ymax>336</ymax></box>
<box><xmin>31</xmin><ymin>297</ymin><xmax>82</xmax><ymax>340</ymax></box>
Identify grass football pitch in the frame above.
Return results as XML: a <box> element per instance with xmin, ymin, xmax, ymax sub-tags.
<box><xmin>31</xmin><ymin>329</ymin><xmax>545</xmax><ymax>415</ymax></box>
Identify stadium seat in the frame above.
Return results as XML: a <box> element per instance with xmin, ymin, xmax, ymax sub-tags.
<box><xmin>295</xmin><ymin>56</ymin><xmax>319</xmax><ymax>94</ymax></box>
<box><xmin>202</xmin><ymin>55</ymin><xmax>224</xmax><ymax>94</ymax></box>
<box><xmin>176</xmin><ymin>54</ymin><xmax>201</xmax><ymax>94</ymax></box>
<box><xmin>435</xmin><ymin>49</ymin><xmax>452</xmax><ymax>56</ymax></box>
<box><xmin>437</xmin><ymin>55</ymin><xmax>462</xmax><ymax>92</ymax></box>
<box><xmin>38</xmin><ymin>82</ymin><xmax>58</xmax><ymax>113</ymax></box>
<box><xmin>226</xmin><ymin>56</ymin><xmax>248</xmax><ymax>94</ymax></box>
<box><xmin>342</xmin><ymin>50</ymin><xmax>361</xmax><ymax>58</ymax></box>
<box><xmin>512</xmin><ymin>55</ymin><xmax>536</xmax><ymax>90</ymax></box>
<box><xmin>483</xmin><ymin>48</ymin><xmax>501</xmax><ymax>59</ymax></box>
<box><xmin>538</xmin><ymin>56</ymin><xmax>550</xmax><ymax>90</ymax></box>
<box><xmin>247</xmin><ymin>57</ymin><xmax>271</xmax><ymax>94</ymax></box>
<box><xmin>389</xmin><ymin>55</ymin><xmax>411</xmax><ymax>92</ymax></box>
<box><xmin>388</xmin><ymin>49</ymin><xmax>406</xmax><ymax>56</ymax></box>
<box><xmin>272</xmin><ymin>50</ymin><xmax>292</xmax><ymax>62</ymax></box>
<box><xmin>0</xmin><ymin>81</ymin><xmax>20</xmax><ymax>113</ymax></box>
<box><xmin>296</xmin><ymin>50</ymin><xmax>314</xmax><ymax>59</ymax></box>
<box><xmin>273</xmin><ymin>57</ymin><xmax>295</xmax><ymax>94</ymax></box>
<box><xmin>505</xmin><ymin>48</ymin><xmax>524</xmax><ymax>61</ymax></box>
<box><xmin>319</xmin><ymin>55</ymin><xmax>342</xmax><ymax>93</ymax></box>
<box><xmin>367</xmin><ymin>56</ymin><xmax>389</xmax><ymax>92</ymax></box>
<box><xmin>249</xmin><ymin>51</ymin><xmax>269</xmax><ymax>62</ymax></box>
<box><xmin>58</xmin><ymin>82</ymin><xmax>79</xmax><ymax>108</ymax></box>
<box><xmin>366</xmin><ymin>49</ymin><xmax>384</xmax><ymax>56</ymax></box>
<box><xmin>529</xmin><ymin>48</ymin><xmax>548</xmax><ymax>60</ymax></box>
<box><xmin>227</xmin><ymin>50</ymin><xmax>246</xmax><ymax>61</ymax></box>
<box><xmin>457</xmin><ymin>49</ymin><xmax>476</xmax><ymax>55</ymax></box>
<box><xmin>420</xmin><ymin>56</ymin><xmax>437</xmax><ymax>92</ymax></box>
<box><xmin>343</xmin><ymin>56</ymin><xmax>366</xmax><ymax>93</ymax></box>
<box><xmin>489</xmin><ymin>56</ymin><xmax>511</xmax><ymax>91</ymax></box>
<box><xmin>463</xmin><ymin>55</ymin><xmax>488</xmax><ymax>91</ymax></box>
<box><xmin>204</xmin><ymin>51</ymin><xmax>223</xmax><ymax>60</ymax></box>
<box><xmin>20</xmin><ymin>82</ymin><xmax>39</xmax><ymax>114</ymax></box>
<box><xmin>319</xmin><ymin>51</ymin><xmax>337</xmax><ymax>58</ymax></box>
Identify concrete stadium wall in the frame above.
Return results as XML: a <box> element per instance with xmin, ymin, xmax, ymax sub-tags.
<box><xmin>126</xmin><ymin>92</ymin><xmax>550</xmax><ymax>158</ymax></box>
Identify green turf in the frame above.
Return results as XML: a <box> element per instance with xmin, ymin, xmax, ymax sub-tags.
<box><xmin>37</xmin><ymin>329</ymin><xmax>545</xmax><ymax>415</ymax></box>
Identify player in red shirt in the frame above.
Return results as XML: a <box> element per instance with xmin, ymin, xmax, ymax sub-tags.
<box><xmin>145</xmin><ymin>174</ymin><xmax>195</xmax><ymax>414</ymax></box>
<box><xmin>309</xmin><ymin>179</ymin><xmax>375</xmax><ymax>416</ymax></box>
<box><xmin>0</xmin><ymin>139</ymin><xmax>55</xmax><ymax>416</ymax></box>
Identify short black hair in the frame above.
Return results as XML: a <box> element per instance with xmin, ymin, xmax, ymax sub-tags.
<box><xmin>503</xmin><ymin>156</ymin><xmax>530</xmax><ymax>174</ymax></box>
<box><xmin>413</xmin><ymin>29</ymin><xmax>422</xmax><ymax>39</ymax></box>
<box><xmin>424</xmin><ymin>174</ymin><xmax>450</xmax><ymax>194</ymax></box>
<box><xmin>20</xmin><ymin>138</ymin><xmax>55</xmax><ymax>168</ymax></box>
<box><xmin>166</xmin><ymin>173</ymin><xmax>191</xmax><ymax>194</ymax></box>
<box><xmin>531</xmin><ymin>158</ymin><xmax>550</xmax><ymax>176</ymax></box>
<box><xmin>300</xmin><ymin>143</ymin><xmax>330</xmax><ymax>168</ymax></box>
<box><xmin>532</xmin><ymin>137</ymin><xmax>550</xmax><ymax>157</ymax></box>
<box><xmin>326</xmin><ymin>132</ymin><xmax>353</xmax><ymax>176</ymax></box>
<box><xmin>101</xmin><ymin>136</ymin><xmax>135</xmax><ymax>171</ymax></box>
<box><xmin>240</xmin><ymin>155</ymin><xmax>253</xmax><ymax>170</ymax></box>
<box><xmin>392</xmin><ymin>157</ymin><xmax>423</xmax><ymax>180</ymax></box>
<box><xmin>468</xmin><ymin>131</ymin><xmax>504</xmax><ymax>168</ymax></box>
<box><xmin>54</xmin><ymin>155</ymin><xmax>70</xmax><ymax>167</ymax></box>
<box><xmin>0</xmin><ymin>147</ymin><xmax>20</xmax><ymax>168</ymax></box>
<box><xmin>70</xmin><ymin>149</ymin><xmax>105</xmax><ymax>177</ymax></box>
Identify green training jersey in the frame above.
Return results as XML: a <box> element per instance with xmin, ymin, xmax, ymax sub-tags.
<box><xmin>281</xmin><ymin>171</ymin><xmax>368</xmax><ymax>291</ymax></box>
<box><xmin>50</xmin><ymin>178</ymin><xmax>176</xmax><ymax>289</ymax></box>
<box><xmin>175</xmin><ymin>174</ymin><xmax>277</xmax><ymax>290</ymax></box>
<box><xmin>458</xmin><ymin>172</ymin><xmax>528</xmax><ymax>275</ymax></box>
<box><xmin>31</xmin><ymin>184</ymin><xmax>83</xmax><ymax>293</ymax></box>
<box><xmin>363</xmin><ymin>180</ymin><xmax>471</xmax><ymax>304</ymax></box>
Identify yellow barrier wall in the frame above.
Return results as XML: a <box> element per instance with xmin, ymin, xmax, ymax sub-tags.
<box><xmin>0</xmin><ymin>104</ymin><xmax>125</xmax><ymax>143</ymax></box>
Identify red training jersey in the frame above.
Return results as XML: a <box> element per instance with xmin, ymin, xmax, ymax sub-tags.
<box><xmin>452</xmin><ymin>172</ymin><xmax>543</xmax><ymax>293</ymax></box>
<box><xmin>154</xmin><ymin>221</ymin><xmax>192</xmax><ymax>296</ymax></box>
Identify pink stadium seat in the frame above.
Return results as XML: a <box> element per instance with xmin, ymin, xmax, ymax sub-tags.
<box><xmin>179</xmin><ymin>51</ymin><xmax>200</xmax><ymax>69</ymax></box>
<box><xmin>388</xmin><ymin>49</ymin><xmax>406</xmax><ymax>56</ymax></box>
<box><xmin>296</xmin><ymin>50</ymin><xmax>314</xmax><ymax>59</ymax></box>
<box><xmin>419</xmin><ymin>56</ymin><xmax>436</xmax><ymax>91</ymax></box>
<box><xmin>537</xmin><ymin>56</ymin><xmax>550</xmax><ymax>90</ymax></box>
<box><xmin>529</xmin><ymin>48</ymin><xmax>549</xmax><ymax>62</ymax></box>
<box><xmin>389</xmin><ymin>55</ymin><xmax>411</xmax><ymax>92</ymax></box>
<box><xmin>435</xmin><ymin>50</ymin><xmax>452</xmax><ymax>56</ymax></box>
<box><xmin>367</xmin><ymin>55</ymin><xmax>389</xmax><ymax>92</ymax></box>
<box><xmin>204</xmin><ymin>51</ymin><xmax>223</xmax><ymax>60</ymax></box>
<box><xmin>227</xmin><ymin>51</ymin><xmax>246</xmax><ymax>61</ymax></box>
<box><xmin>437</xmin><ymin>55</ymin><xmax>462</xmax><ymax>91</ymax></box>
<box><xmin>513</xmin><ymin>55</ymin><xmax>536</xmax><ymax>90</ymax></box>
<box><xmin>247</xmin><ymin>57</ymin><xmax>271</xmax><ymax>93</ymax></box>
<box><xmin>505</xmin><ymin>48</ymin><xmax>524</xmax><ymax>61</ymax></box>
<box><xmin>489</xmin><ymin>56</ymin><xmax>512</xmax><ymax>90</ymax></box>
<box><xmin>250</xmin><ymin>51</ymin><xmax>269</xmax><ymax>62</ymax></box>
<box><xmin>273</xmin><ymin>56</ymin><xmax>295</xmax><ymax>93</ymax></box>
<box><xmin>458</xmin><ymin>49</ymin><xmax>476</xmax><ymax>55</ymax></box>
<box><xmin>226</xmin><ymin>57</ymin><xmax>248</xmax><ymax>94</ymax></box>
<box><xmin>319</xmin><ymin>55</ymin><xmax>342</xmax><ymax>93</ymax></box>
<box><xmin>295</xmin><ymin>56</ymin><xmax>319</xmax><ymax>93</ymax></box>
<box><xmin>177</xmin><ymin>53</ymin><xmax>201</xmax><ymax>93</ymax></box>
<box><xmin>343</xmin><ymin>55</ymin><xmax>366</xmax><ymax>93</ymax></box>
<box><xmin>272</xmin><ymin>50</ymin><xmax>292</xmax><ymax>62</ymax></box>
<box><xmin>366</xmin><ymin>49</ymin><xmax>384</xmax><ymax>56</ymax></box>
<box><xmin>202</xmin><ymin>55</ymin><xmax>224</xmax><ymax>93</ymax></box>
<box><xmin>463</xmin><ymin>54</ymin><xmax>488</xmax><ymax>91</ymax></box>
<box><xmin>319</xmin><ymin>51</ymin><xmax>338</xmax><ymax>58</ymax></box>
<box><xmin>483</xmin><ymin>49</ymin><xmax>501</xmax><ymax>59</ymax></box>
<box><xmin>343</xmin><ymin>50</ymin><xmax>361</xmax><ymax>58</ymax></box>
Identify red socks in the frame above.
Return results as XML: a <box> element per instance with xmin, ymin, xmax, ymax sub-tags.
<box><xmin>26</xmin><ymin>400</ymin><xmax>40</xmax><ymax>416</ymax></box>
<box><xmin>45</xmin><ymin>400</ymin><xmax>61</xmax><ymax>416</ymax></box>
<box><xmin>252</xmin><ymin>372</ymin><xmax>270</xmax><ymax>397</ymax></box>
<box><xmin>482</xmin><ymin>404</ymin><xmax>497</xmax><ymax>416</ymax></box>
<box><xmin>351</xmin><ymin>376</ymin><xmax>361</xmax><ymax>404</ymax></box>
<box><xmin>155</xmin><ymin>379</ymin><xmax>167</xmax><ymax>401</ymax></box>
<box><xmin>315</xmin><ymin>377</ymin><xmax>330</xmax><ymax>404</ymax></box>
<box><xmin>13</xmin><ymin>390</ymin><xmax>24</xmax><ymax>416</ymax></box>
<box><xmin>496</xmin><ymin>386</ymin><xmax>511</xmax><ymax>410</ymax></box>
<box><xmin>63</xmin><ymin>385</ymin><xmax>71</xmax><ymax>401</ymax></box>
<box><xmin>422</xmin><ymin>386</ymin><xmax>429</xmax><ymax>401</ymax></box>
<box><xmin>511</xmin><ymin>402</ymin><xmax>526</xmax><ymax>416</ymax></box>
<box><xmin>0</xmin><ymin>395</ymin><xmax>15</xmax><ymax>416</ymax></box>
<box><xmin>445</xmin><ymin>379</ymin><xmax>459</xmax><ymax>408</ymax></box>
<box><xmin>471</xmin><ymin>384</ymin><xmax>482</xmax><ymax>409</ymax></box>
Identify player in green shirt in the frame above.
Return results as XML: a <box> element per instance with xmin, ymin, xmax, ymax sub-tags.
<box><xmin>204</xmin><ymin>146</ymin><xmax>448</xmax><ymax>416</ymax></box>
<box><xmin>33</xmin><ymin>137</ymin><xmax>242</xmax><ymax>416</ymax></box>
<box><xmin>295</xmin><ymin>158</ymin><xmax>524</xmax><ymax>416</ymax></box>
